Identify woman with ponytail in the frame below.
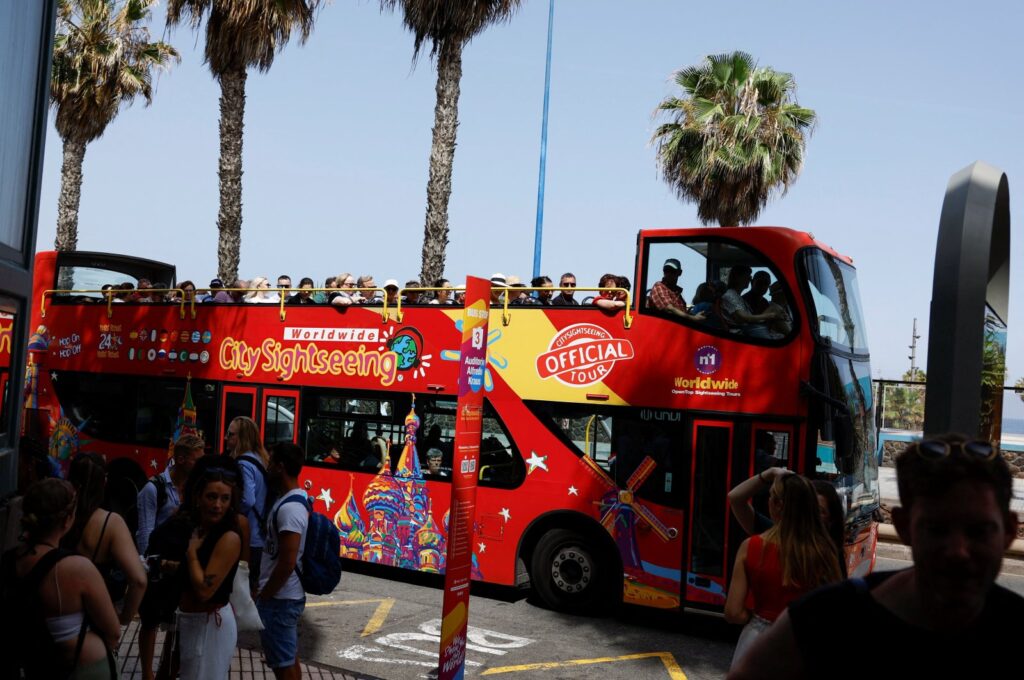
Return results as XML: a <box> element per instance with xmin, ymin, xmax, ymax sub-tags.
<box><xmin>725</xmin><ymin>472</ymin><xmax>842</xmax><ymax>669</ymax></box>
<box><xmin>1</xmin><ymin>479</ymin><xmax>121</xmax><ymax>679</ymax></box>
<box><xmin>62</xmin><ymin>452</ymin><xmax>147</xmax><ymax>624</ymax></box>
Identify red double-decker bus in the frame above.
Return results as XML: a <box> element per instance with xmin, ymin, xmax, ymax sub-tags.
<box><xmin>22</xmin><ymin>227</ymin><xmax>878</xmax><ymax>613</ymax></box>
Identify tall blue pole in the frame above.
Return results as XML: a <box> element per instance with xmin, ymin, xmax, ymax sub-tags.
<box><xmin>531</xmin><ymin>0</ymin><xmax>555</xmax><ymax>279</ymax></box>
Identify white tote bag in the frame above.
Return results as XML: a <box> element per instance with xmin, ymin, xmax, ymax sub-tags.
<box><xmin>230</xmin><ymin>561</ymin><xmax>264</xmax><ymax>631</ymax></box>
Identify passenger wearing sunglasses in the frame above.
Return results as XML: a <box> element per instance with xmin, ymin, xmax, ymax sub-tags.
<box><xmin>551</xmin><ymin>272</ymin><xmax>580</xmax><ymax>306</ymax></box>
<box><xmin>730</xmin><ymin>434</ymin><xmax>1023</xmax><ymax>680</ymax></box>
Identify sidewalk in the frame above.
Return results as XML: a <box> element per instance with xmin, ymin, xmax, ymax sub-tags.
<box><xmin>115</xmin><ymin>620</ymin><xmax>373</xmax><ymax>679</ymax></box>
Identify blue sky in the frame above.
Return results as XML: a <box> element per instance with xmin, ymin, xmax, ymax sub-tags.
<box><xmin>35</xmin><ymin>0</ymin><xmax>1024</xmax><ymax>397</ymax></box>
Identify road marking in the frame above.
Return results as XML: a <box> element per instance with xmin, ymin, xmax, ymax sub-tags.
<box><xmin>306</xmin><ymin>597</ymin><xmax>396</xmax><ymax>637</ymax></box>
<box><xmin>480</xmin><ymin>651</ymin><xmax>687</xmax><ymax>679</ymax></box>
<box><xmin>337</xmin><ymin>619</ymin><xmax>536</xmax><ymax>671</ymax></box>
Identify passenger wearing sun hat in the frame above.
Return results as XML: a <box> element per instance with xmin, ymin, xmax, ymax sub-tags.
<box><xmin>382</xmin><ymin>279</ymin><xmax>400</xmax><ymax>306</ymax></box>
<box><xmin>649</xmin><ymin>258</ymin><xmax>704</xmax><ymax>321</ymax></box>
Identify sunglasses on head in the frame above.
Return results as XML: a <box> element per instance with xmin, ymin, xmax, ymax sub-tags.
<box><xmin>916</xmin><ymin>439</ymin><xmax>996</xmax><ymax>461</ymax></box>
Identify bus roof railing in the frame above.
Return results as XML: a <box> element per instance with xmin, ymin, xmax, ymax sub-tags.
<box><xmin>39</xmin><ymin>285</ymin><xmax>634</xmax><ymax>328</ymax></box>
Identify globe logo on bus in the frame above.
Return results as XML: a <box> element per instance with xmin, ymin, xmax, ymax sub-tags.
<box><xmin>694</xmin><ymin>345</ymin><xmax>721</xmax><ymax>375</ymax></box>
<box><xmin>387</xmin><ymin>328</ymin><xmax>423</xmax><ymax>370</ymax></box>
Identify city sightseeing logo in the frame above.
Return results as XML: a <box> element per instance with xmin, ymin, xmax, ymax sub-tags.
<box><xmin>536</xmin><ymin>323</ymin><xmax>635</xmax><ymax>387</ymax></box>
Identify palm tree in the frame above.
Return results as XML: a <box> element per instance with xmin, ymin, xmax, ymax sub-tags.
<box><xmin>381</xmin><ymin>0</ymin><xmax>523</xmax><ymax>286</ymax></box>
<box><xmin>51</xmin><ymin>0</ymin><xmax>179</xmax><ymax>252</ymax></box>
<box><xmin>166</xmin><ymin>0</ymin><xmax>323</xmax><ymax>284</ymax></box>
<box><xmin>652</xmin><ymin>51</ymin><xmax>815</xmax><ymax>226</ymax></box>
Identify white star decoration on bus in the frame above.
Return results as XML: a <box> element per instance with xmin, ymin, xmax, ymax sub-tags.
<box><xmin>50</xmin><ymin>371</ymin><xmax>58</xmax><ymax>382</ymax></box>
<box><xmin>150</xmin><ymin>459</ymin><xmax>158</xmax><ymax>470</ymax></box>
<box><xmin>477</xmin><ymin>542</ymin><xmax>486</xmax><ymax>553</ymax></box>
<box><xmin>316</xmin><ymin>488</ymin><xmax>334</xmax><ymax>511</ymax></box>
<box><xmin>568</xmin><ymin>486</ymin><xmax>579</xmax><ymax>496</ymax></box>
<box><xmin>525</xmin><ymin>452</ymin><xmax>548</xmax><ymax>474</ymax></box>
<box><xmin>499</xmin><ymin>508</ymin><xmax>511</xmax><ymax>522</ymax></box>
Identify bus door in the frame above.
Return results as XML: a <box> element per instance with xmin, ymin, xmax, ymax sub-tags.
<box><xmin>261</xmin><ymin>388</ymin><xmax>300</xmax><ymax>447</ymax></box>
<box><xmin>219</xmin><ymin>385</ymin><xmax>257</xmax><ymax>453</ymax></box>
<box><xmin>685</xmin><ymin>419</ymin><xmax>737</xmax><ymax>607</ymax></box>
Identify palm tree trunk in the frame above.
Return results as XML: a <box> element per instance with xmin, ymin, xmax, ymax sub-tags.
<box><xmin>55</xmin><ymin>138</ymin><xmax>87</xmax><ymax>252</ymax></box>
<box><xmin>419</xmin><ymin>40</ymin><xmax>463</xmax><ymax>286</ymax></box>
<box><xmin>216</xmin><ymin>68</ymin><xmax>247</xmax><ymax>284</ymax></box>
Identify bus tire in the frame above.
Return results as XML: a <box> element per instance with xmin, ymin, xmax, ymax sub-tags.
<box><xmin>530</xmin><ymin>528</ymin><xmax>610</xmax><ymax>613</ymax></box>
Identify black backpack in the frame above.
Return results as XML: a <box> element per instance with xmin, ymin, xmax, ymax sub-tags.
<box><xmin>0</xmin><ymin>547</ymin><xmax>114</xmax><ymax>680</ymax></box>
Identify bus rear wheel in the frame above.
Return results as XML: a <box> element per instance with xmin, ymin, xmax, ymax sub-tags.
<box><xmin>530</xmin><ymin>529</ymin><xmax>612</xmax><ymax>613</ymax></box>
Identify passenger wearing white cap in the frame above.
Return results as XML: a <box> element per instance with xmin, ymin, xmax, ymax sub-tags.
<box><xmin>383</xmin><ymin>279</ymin><xmax>401</xmax><ymax>306</ymax></box>
<box><xmin>489</xmin><ymin>273</ymin><xmax>507</xmax><ymax>305</ymax></box>
<box><xmin>649</xmin><ymin>258</ymin><xmax>705</xmax><ymax>321</ymax></box>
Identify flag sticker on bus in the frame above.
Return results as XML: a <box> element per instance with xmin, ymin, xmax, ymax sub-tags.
<box><xmin>536</xmin><ymin>323</ymin><xmax>635</xmax><ymax>387</ymax></box>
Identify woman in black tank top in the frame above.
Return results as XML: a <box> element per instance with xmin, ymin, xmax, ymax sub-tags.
<box><xmin>177</xmin><ymin>457</ymin><xmax>242</xmax><ymax>680</ymax></box>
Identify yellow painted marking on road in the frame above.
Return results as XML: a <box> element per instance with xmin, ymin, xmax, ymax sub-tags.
<box><xmin>304</xmin><ymin>598</ymin><xmax>397</xmax><ymax>637</ymax></box>
<box><xmin>360</xmin><ymin>597</ymin><xmax>395</xmax><ymax>637</ymax></box>
<box><xmin>481</xmin><ymin>651</ymin><xmax>687</xmax><ymax>679</ymax></box>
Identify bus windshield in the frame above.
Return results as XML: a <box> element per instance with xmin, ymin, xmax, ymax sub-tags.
<box><xmin>802</xmin><ymin>249</ymin><xmax>868</xmax><ymax>354</ymax></box>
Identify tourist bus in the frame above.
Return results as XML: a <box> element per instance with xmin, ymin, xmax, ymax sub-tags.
<box><xmin>22</xmin><ymin>228</ymin><xmax>878</xmax><ymax>613</ymax></box>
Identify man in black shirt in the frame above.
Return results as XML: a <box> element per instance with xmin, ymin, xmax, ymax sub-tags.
<box><xmin>551</xmin><ymin>272</ymin><xmax>579</xmax><ymax>306</ymax></box>
<box><xmin>730</xmin><ymin>434</ymin><xmax>1022</xmax><ymax>679</ymax></box>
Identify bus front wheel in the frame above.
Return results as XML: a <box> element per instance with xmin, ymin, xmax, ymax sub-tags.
<box><xmin>530</xmin><ymin>529</ymin><xmax>611</xmax><ymax>613</ymax></box>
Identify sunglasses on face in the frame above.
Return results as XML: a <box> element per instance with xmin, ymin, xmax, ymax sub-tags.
<box><xmin>916</xmin><ymin>439</ymin><xmax>996</xmax><ymax>461</ymax></box>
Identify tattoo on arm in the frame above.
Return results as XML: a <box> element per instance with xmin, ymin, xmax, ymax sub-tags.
<box><xmin>203</xmin><ymin>574</ymin><xmax>216</xmax><ymax>588</ymax></box>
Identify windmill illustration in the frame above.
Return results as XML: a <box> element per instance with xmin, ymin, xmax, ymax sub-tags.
<box><xmin>581</xmin><ymin>455</ymin><xmax>678</xmax><ymax>570</ymax></box>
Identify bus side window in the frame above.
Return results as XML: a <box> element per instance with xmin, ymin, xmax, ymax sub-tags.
<box><xmin>753</xmin><ymin>429</ymin><xmax>790</xmax><ymax>473</ymax></box>
<box><xmin>477</xmin><ymin>404</ymin><xmax>525</xmax><ymax>488</ymax></box>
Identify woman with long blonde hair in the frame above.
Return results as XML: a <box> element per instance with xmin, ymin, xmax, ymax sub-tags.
<box><xmin>725</xmin><ymin>472</ymin><xmax>841</xmax><ymax>668</ymax></box>
<box><xmin>245</xmin><ymin>276</ymin><xmax>280</xmax><ymax>304</ymax></box>
<box><xmin>227</xmin><ymin>416</ymin><xmax>270</xmax><ymax>591</ymax></box>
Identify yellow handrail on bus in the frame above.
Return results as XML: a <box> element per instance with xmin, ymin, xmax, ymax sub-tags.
<box><xmin>498</xmin><ymin>287</ymin><xmax>634</xmax><ymax>329</ymax></box>
<box><xmin>40</xmin><ymin>289</ymin><xmax>188</xmax><ymax>319</ymax></box>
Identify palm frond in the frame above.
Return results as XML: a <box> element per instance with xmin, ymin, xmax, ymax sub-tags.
<box><xmin>652</xmin><ymin>50</ymin><xmax>815</xmax><ymax>225</ymax></box>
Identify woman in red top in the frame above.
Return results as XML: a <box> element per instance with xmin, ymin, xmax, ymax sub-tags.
<box><xmin>725</xmin><ymin>472</ymin><xmax>842</xmax><ymax>669</ymax></box>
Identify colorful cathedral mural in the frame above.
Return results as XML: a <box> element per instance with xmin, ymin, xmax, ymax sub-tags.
<box><xmin>332</xmin><ymin>399</ymin><xmax>481</xmax><ymax>578</ymax></box>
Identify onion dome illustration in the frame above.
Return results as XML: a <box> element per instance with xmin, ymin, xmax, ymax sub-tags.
<box><xmin>395</xmin><ymin>399</ymin><xmax>424</xmax><ymax>480</ymax></box>
<box><xmin>415</xmin><ymin>503</ymin><xmax>443</xmax><ymax>552</ymax></box>
<box><xmin>334</xmin><ymin>475</ymin><xmax>367</xmax><ymax>554</ymax></box>
<box><xmin>363</xmin><ymin>468</ymin><xmax>403</xmax><ymax>517</ymax></box>
<box><xmin>27</xmin><ymin>325</ymin><xmax>49</xmax><ymax>352</ymax></box>
<box><xmin>442</xmin><ymin>508</ymin><xmax>450</xmax><ymax>534</ymax></box>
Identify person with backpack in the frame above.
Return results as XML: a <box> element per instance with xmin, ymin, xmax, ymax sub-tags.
<box><xmin>63</xmin><ymin>452</ymin><xmax>148</xmax><ymax>625</ymax></box>
<box><xmin>137</xmin><ymin>434</ymin><xmax>206</xmax><ymax>555</ymax></box>
<box><xmin>227</xmin><ymin>416</ymin><xmax>271</xmax><ymax>592</ymax></box>
<box><xmin>255</xmin><ymin>442</ymin><xmax>313</xmax><ymax>680</ymax></box>
<box><xmin>136</xmin><ymin>433</ymin><xmax>205</xmax><ymax>680</ymax></box>
<box><xmin>1</xmin><ymin>479</ymin><xmax>121</xmax><ymax>679</ymax></box>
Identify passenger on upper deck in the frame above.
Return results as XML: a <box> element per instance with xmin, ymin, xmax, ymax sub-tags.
<box><xmin>316</xmin><ymin>277</ymin><xmax>334</xmax><ymax>303</ymax></box>
<box><xmin>489</xmin><ymin>274</ymin><xmax>507</xmax><ymax>305</ymax></box>
<box><xmin>593</xmin><ymin>273</ymin><xmax>627</xmax><ymax>312</ymax></box>
<box><xmin>135</xmin><ymin>279</ymin><xmax>156</xmax><ymax>303</ymax></box>
<box><xmin>742</xmin><ymin>271</ymin><xmax>771</xmax><ymax>314</ymax></box>
<box><xmin>329</xmin><ymin>273</ymin><xmax>356</xmax><ymax>306</ymax></box>
<box><xmin>721</xmin><ymin>266</ymin><xmax>782</xmax><ymax>339</ymax></box>
<box><xmin>204</xmin><ymin>279</ymin><xmax>232</xmax><ymax>303</ymax></box>
<box><xmin>532</xmin><ymin>276</ymin><xmax>554</xmax><ymax>305</ymax></box>
<box><xmin>551</xmin><ymin>273</ymin><xmax>578</xmax><ymax>306</ymax></box>
<box><xmin>454</xmin><ymin>285</ymin><xmax>466</xmax><ymax>306</ymax></box>
<box><xmin>649</xmin><ymin>258</ymin><xmax>705</xmax><ymax>322</ymax></box>
<box><xmin>382</xmin><ymin>279</ymin><xmax>401</xmax><ymax>307</ymax></box>
<box><xmin>431</xmin><ymin>279</ymin><xmax>454</xmax><ymax>305</ymax></box>
<box><xmin>357</xmin><ymin>275</ymin><xmax>382</xmax><ymax>304</ymax></box>
<box><xmin>507</xmin><ymin>276</ymin><xmax>532</xmax><ymax>305</ymax></box>
<box><xmin>404</xmin><ymin>280</ymin><xmax>422</xmax><ymax>304</ymax></box>
<box><xmin>276</xmin><ymin>275</ymin><xmax>291</xmax><ymax>291</ymax></box>
<box><xmin>245</xmin><ymin>277</ymin><xmax>280</xmax><ymax>304</ymax></box>
<box><xmin>287</xmin><ymin>277</ymin><xmax>317</xmax><ymax>305</ymax></box>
